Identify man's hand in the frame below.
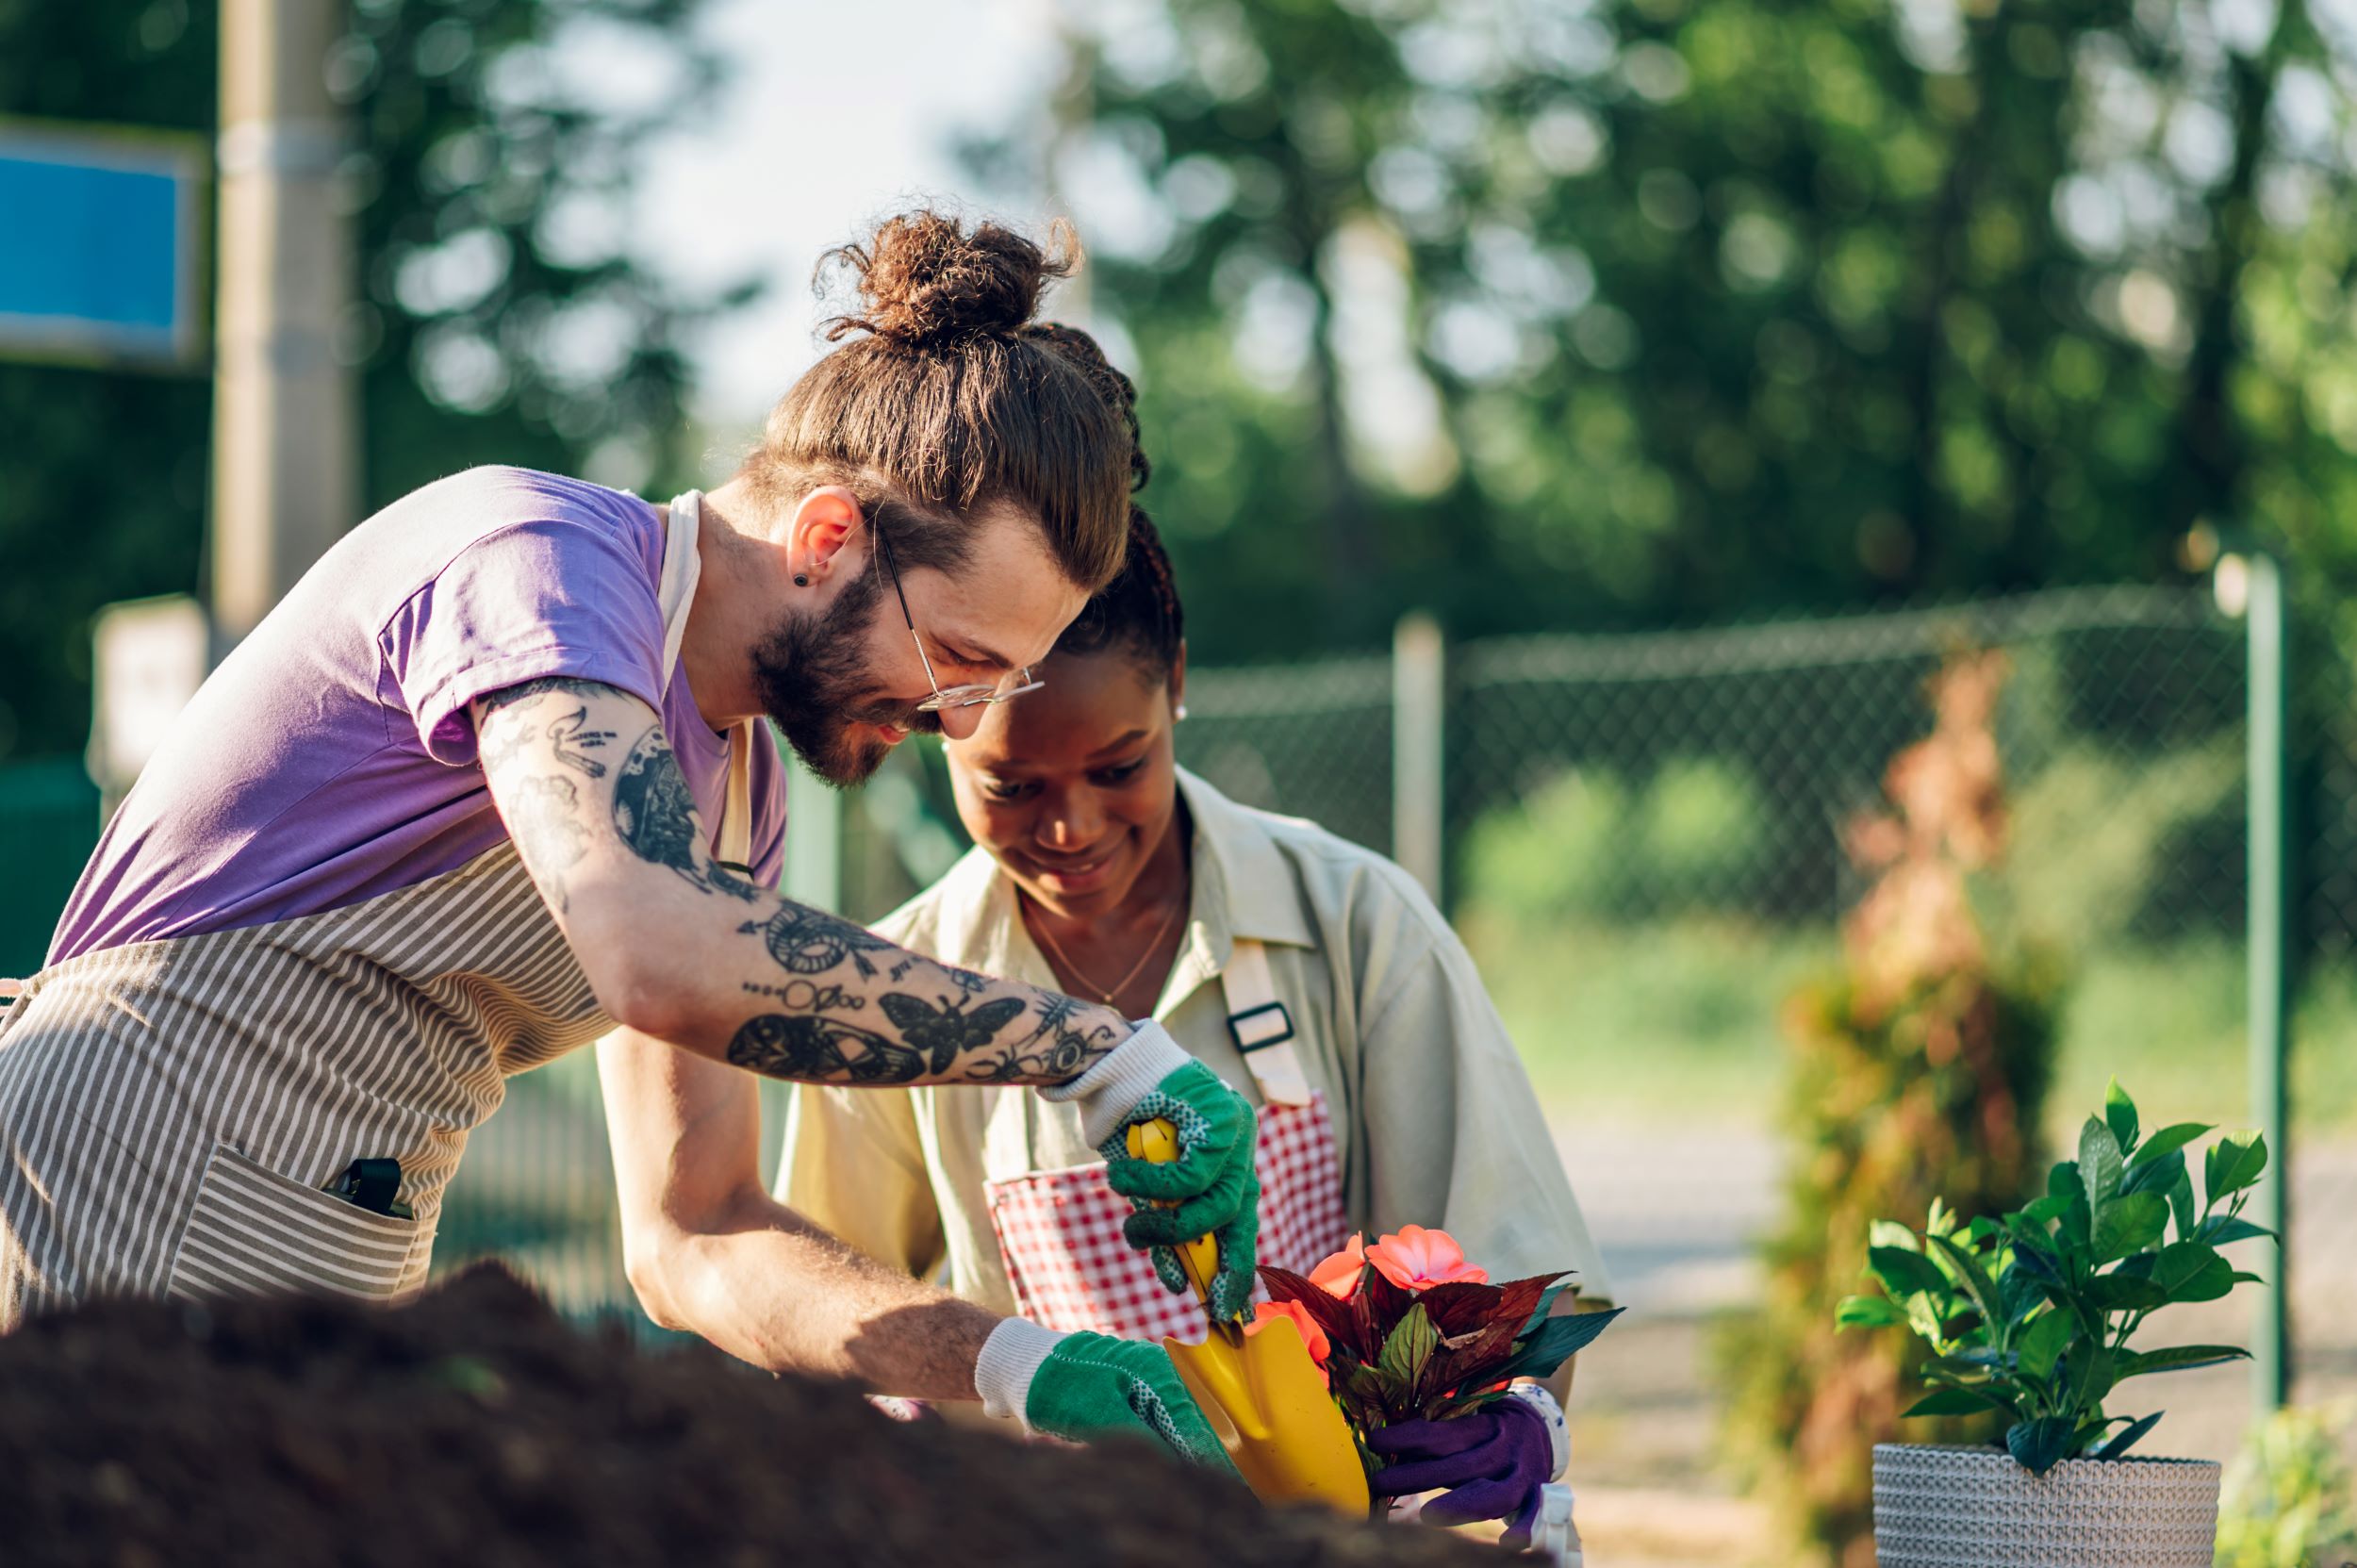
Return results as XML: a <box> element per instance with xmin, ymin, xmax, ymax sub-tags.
<box><xmin>472</xmin><ymin>678</ymin><xmax>1130</xmax><ymax>1086</ymax></box>
<box><xmin>1039</xmin><ymin>1026</ymin><xmax>1261</xmax><ymax>1321</ymax></box>
<box><xmin>975</xmin><ymin>1318</ymin><xmax>1243</xmax><ymax>1479</ymax></box>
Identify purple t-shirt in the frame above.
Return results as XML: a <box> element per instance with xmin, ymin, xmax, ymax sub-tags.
<box><xmin>50</xmin><ymin>466</ymin><xmax>788</xmax><ymax>966</ymax></box>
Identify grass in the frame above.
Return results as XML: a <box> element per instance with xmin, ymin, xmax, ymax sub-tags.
<box><xmin>1467</xmin><ymin>915</ymin><xmax>2357</xmax><ymax>1138</ymax></box>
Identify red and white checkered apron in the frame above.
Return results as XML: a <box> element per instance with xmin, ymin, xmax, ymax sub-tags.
<box><xmin>984</xmin><ymin>1089</ymin><xmax>1350</xmax><ymax>1344</ymax></box>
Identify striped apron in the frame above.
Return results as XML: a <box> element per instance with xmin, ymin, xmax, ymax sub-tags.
<box><xmin>0</xmin><ymin>492</ymin><xmax>756</xmax><ymax>1330</ymax></box>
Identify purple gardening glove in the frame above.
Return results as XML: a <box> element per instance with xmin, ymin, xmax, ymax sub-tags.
<box><xmin>1369</xmin><ymin>1395</ymin><xmax>1557</xmax><ymax>1549</ymax></box>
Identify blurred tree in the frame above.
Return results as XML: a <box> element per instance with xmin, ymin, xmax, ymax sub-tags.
<box><xmin>989</xmin><ymin>0</ymin><xmax>2357</xmax><ymax>661</ymax></box>
<box><xmin>0</xmin><ymin>0</ymin><xmax>743</xmax><ymax>765</ymax></box>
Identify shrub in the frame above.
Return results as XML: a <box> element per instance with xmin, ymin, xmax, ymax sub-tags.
<box><xmin>1460</xmin><ymin>756</ymin><xmax>1768</xmax><ymax>922</ymax></box>
<box><xmin>1719</xmin><ymin>650</ymin><xmax>2061</xmax><ymax>1567</ymax></box>
<box><xmin>2214</xmin><ymin>1403</ymin><xmax>2357</xmax><ymax>1568</ymax></box>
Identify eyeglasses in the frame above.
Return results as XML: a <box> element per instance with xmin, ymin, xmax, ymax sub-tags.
<box><xmin>868</xmin><ymin>508</ymin><xmax>1045</xmax><ymax>713</ymax></box>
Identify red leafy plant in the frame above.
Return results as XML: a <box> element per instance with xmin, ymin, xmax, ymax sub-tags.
<box><xmin>1253</xmin><ymin>1226</ymin><xmax>1623</xmax><ymax>1432</ymax></box>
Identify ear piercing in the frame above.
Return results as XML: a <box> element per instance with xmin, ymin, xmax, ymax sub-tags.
<box><xmin>794</xmin><ymin>573</ymin><xmax>810</xmax><ymax>586</ymax></box>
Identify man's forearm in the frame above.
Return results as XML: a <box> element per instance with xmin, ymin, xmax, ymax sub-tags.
<box><xmin>476</xmin><ymin>680</ymin><xmax>1129</xmax><ymax>1085</ymax></box>
<box><xmin>632</xmin><ymin>1188</ymin><xmax>1000</xmax><ymax>1400</ymax></box>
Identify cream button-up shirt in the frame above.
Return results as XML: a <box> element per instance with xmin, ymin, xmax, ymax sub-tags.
<box><xmin>777</xmin><ymin>767</ymin><xmax>1613</xmax><ymax>1312</ymax></box>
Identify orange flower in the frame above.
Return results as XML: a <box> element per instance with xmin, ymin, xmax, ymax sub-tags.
<box><xmin>1308</xmin><ymin>1233</ymin><xmax>1366</xmax><ymax>1298</ymax></box>
<box><xmin>1248</xmin><ymin>1299</ymin><xmax>1331</xmax><ymax>1364</ymax></box>
<box><xmin>1364</xmin><ymin>1225</ymin><xmax>1490</xmax><ymax>1291</ymax></box>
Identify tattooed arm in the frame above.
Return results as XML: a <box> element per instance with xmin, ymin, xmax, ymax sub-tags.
<box><xmin>471</xmin><ymin>678</ymin><xmax>1128</xmax><ymax>1085</ymax></box>
<box><xmin>599</xmin><ymin>1024</ymin><xmax>1000</xmax><ymax>1397</ymax></box>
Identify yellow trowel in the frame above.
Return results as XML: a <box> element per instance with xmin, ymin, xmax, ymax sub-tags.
<box><xmin>1127</xmin><ymin>1117</ymin><xmax>1371</xmax><ymax>1515</ymax></box>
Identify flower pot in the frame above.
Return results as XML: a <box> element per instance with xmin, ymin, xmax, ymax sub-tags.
<box><xmin>1871</xmin><ymin>1443</ymin><xmax>2221</xmax><ymax>1567</ymax></box>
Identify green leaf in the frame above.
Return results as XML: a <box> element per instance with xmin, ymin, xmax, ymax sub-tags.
<box><xmin>2121</xmin><ymin>1148</ymin><xmax>2184</xmax><ymax>1199</ymax></box>
<box><xmin>2080</xmin><ymin>1117</ymin><xmax>2125</xmax><ymax>1206</ymax></box>
<box><xmin>1836</xmin><ymin>1294</ymin><xmax>1909</xmax><ymax>1330</ymax></box>
<box><xmin>1870</xmin><ymin>1245</ymin><xmax>1951</xmax><ymax>1300</ymax></box>
<box><xmin>1486</xmin><ymin>1306</ymin><xmax>1623</xmax><ymax>1385</ymax></box>
<box><xmin>2091</xmin><ymin>1193</ymin><xmax>2170</xmax><ymax>1265</ymax></box>
<box><xmin>2091</xmin><ymin>1411</ymin><xmax>2165</xmax><ymax>1461</ymax></box>
<box><xmin>2117</xmin><ymin>1345</ymin><xmax>2250</xmax><ymax>1379</ymax></box>
<box><xmin>2130</xmin><ymin>1123</ymin><xmax>2213</xmax><ymax>1167</ymax></box>
<box><xmin>2084</xmin><ymin>1274</ymin><xmax>2171</xmax><ymax>1312</ymax></box>
<box><xmin>2048</xmin><ymin>1161</ymin><xmax>2086</xmax><ymax>1204</ymax></box>
<box><xmin>2150</xmin><ymin>1241</ymin><xmax>2235</xmax><ymax>1304</ymax></box>
<box><xmin>2062</xmin><ymin>1197</ymin><xmax>2094</xmax><ymax>1264</ymax></box>
<box><xmin>2204</xmin><ymin>1132</ymin><xmax>2268</xmax><ymax>1199</ymax></box>
<box><xmin>1869</xmin><ymin>1219</ymin><xmax>1922</xmax><ymax>1253</ymax></box>
<box><xmin>2017</xmin><ymin>1309</ymin><xmax>2073</xmax><ymax>1382</ymax></box>
<box><xmin>2007</xmin><ymin>1416</ymin><xmax>2080</xmax><ymax>1475</ymax></box>
<box><xmin>2195</xmin><ymin>1215</ymin><xmax>2274</xmax><ymax>1246</ymax></box>
<box><xmin>2020</xmin><ymin>1195</ymin><xmax>2070</xmax><ymax>1226</ymax></box>
<box><xmin>2059</xmin><ymin>1345</ymin><xmax>2118</xmax><ymax>1416</ymax></box>
<box><xmin>1904</xmin><ymin>1387</ymin><xmax>2015</xmax><ymax>1419</ymax></box>
<box><xmin>1521</xmin><ymin>1278</ymin><xmax>1576</xmax><ymax>1337</ymax></box>
<box><xmin>2104</xmin><ymin>1078</ymin><xmax>2139</xmax><ymax>1156</ymax></box>
<box><xmin>1377</xmin><ymin>1302</ymin><xmax>1437</xmax><ymax>1389</ymax></box>
<box><xmin>1926</xmin><ymin>1232</ymin><xmax>2003</xmax><ymax>1332</ymax></box>
<box><xmin>2166</xmin><ymin>1165</ymin><xmax>2197</xmax><ymax>1244</ymax></box>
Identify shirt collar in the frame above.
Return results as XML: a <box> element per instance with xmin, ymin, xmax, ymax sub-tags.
<box><xmin>1175</xmin><ymin>766</ymin><xmax>1315</xmax><ymax>951</ymax></box>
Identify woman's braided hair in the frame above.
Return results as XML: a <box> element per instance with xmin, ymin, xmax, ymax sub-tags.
<box><xmin>1052</xmin><ymin>503</ymin><xmax>1184</xmax><ymax>678</ymax></box>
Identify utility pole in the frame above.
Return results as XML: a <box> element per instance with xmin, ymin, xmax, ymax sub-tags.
<box><xmin>209</xmin><ymin>0</ymin><xmax>357</xmax><ymax>645</ymax></box>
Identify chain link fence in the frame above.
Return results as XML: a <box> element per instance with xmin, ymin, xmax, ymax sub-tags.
<box><xmin>428</xmin><ymin>586</ymin><xmax>2352</xmax><ymax>1413</ymax></box>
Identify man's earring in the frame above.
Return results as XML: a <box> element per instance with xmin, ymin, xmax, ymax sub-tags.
<box><xmin>794</xmin><ymin>573</ymin><xmax>810</xmax><ymax>586</ymax></box>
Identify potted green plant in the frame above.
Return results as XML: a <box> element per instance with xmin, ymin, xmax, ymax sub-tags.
<box><xmin>1838</xmin><ymin>1079</ymin><xmax>2272</xmax><ymax>1567</ymax></box>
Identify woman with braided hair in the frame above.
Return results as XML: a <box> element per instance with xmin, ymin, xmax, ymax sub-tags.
<box><xmin>760</xmin><ymin>506</ymin><xmax>1616</xmax><ymax>1551</ymax></box>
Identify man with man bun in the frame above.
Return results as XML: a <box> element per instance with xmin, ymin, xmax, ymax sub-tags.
<box><xmin>0</xmin><ymin>212</ymin><xmax>1254</xmax><ymax>1471</ymax></box>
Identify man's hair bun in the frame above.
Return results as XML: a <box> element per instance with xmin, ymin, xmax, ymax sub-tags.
<box><xmin>821</xmin><ymin>210</ymin><xmax>1076</xmax><ymax>347</ymax></box>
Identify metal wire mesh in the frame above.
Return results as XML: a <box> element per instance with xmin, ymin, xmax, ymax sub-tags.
<box><xmin>426</xmin><ymin>584</ymin><xmax>2357</xmax><ymax>1351</ymax></box>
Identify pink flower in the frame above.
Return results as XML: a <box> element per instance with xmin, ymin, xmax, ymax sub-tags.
<box><xmin>1365</xmin><ymin>1225</ymin><xmax>1490</xmax><ymax>1291</ymax></box>
<box><xmin>1308</xmin><ymin>1233</ymin><xmax>1366</xmax><ymax>1298</ymax></box>
<box><xmin>1247</xmin><ymin>1299</ymin><xmax>1331</xmax><ymax>1365</ymax></box>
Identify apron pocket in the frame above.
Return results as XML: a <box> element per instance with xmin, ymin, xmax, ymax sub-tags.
<box><xmin>982</xmin><ymin>1093</ymin><xmax>1351</xmax><ymax>1344</ymax></box>
<box><xmin>166</xmin><ymin>1144</ymin><xmax>431</xmax><ymax>1306</ymax></box>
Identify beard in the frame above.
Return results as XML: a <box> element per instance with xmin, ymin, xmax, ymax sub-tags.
<box><xmin>750</xmin><ymin>565</ymin><xmax>940</xmax><ymax>786</ymax></box>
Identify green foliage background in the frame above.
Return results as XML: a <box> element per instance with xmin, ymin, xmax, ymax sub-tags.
<box><xmin>967</xmin><ymin>0</ymin><xmax>2357</xmax><ymax>665</ymax></box>
<box><xmin>0</xmin><ymin>0</ymin><xmax>738</xmax><ymax>767</ymax></box>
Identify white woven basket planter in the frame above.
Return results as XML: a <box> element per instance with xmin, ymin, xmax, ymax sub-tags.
<box><xmin>1871</xmin><ymin>1444</ymin><xmax>2220</xmax><ymax>1568</ymax></box>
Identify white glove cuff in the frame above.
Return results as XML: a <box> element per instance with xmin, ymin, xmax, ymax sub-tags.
<box><xmin>974</xmin><ymin>1316</ymin><xmax>1067</xmax><ymax>1430</ymax></box>
<box><xmin>1035</xmin><ymin>1019</ymin><xmax>1191</xmax><ymax>1147</ymax></box>
<box><xmin>1507</xmin><ymin>1383</ymin><xmax>1571</xmax><ymax>1481</ymax></box>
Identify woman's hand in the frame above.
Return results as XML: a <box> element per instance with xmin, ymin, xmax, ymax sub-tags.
<box><xmin>1370</xmin><ymin>1385</ymin><xmax>1569</xmax><ymax>1550</ymax></box>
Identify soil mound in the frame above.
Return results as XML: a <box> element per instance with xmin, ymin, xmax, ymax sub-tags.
<box><xmin>0</xmin><ymin>1264</ymin><xmax>1496</xmax><ymax>1568</ymax></box>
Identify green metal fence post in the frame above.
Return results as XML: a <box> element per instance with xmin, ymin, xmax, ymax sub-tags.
<box><xmin>1393</xmin><ymin>612</ymin><xmax>1446</xmax><ymax>904</ymax></box>
<box><xmin>2243</xmin><ymin>550</ymin><xmax>2292</xmax><ymax>1412</ymax></box>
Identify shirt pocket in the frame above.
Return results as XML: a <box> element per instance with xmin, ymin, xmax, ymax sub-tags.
<box><xmin>166</xmin><ymin>1143</ymin><xmax>433</xmax><ymax>1306</ymax></box>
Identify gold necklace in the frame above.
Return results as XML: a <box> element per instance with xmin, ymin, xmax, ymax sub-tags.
<box><xmin>1028</xmin><ymin>895</ymin><xmax>1187</xmax><ymax>1007</ymax></box>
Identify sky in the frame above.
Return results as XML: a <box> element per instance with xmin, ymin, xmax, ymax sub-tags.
<box><xmin>620</xmin><ymin>0</ymin><xmax>1068</xmax><ymax>436</ymax></box>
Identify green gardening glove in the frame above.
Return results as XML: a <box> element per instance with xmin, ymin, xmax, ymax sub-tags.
<box><xmin>1040</xmin><ymin>1023</ymin><xmax>1261</xmax><ymax>1323</ymax></box>
<box><xmin>974</xmin><ymin>1319</ymin><xmax>1243</xmax><ymax>1480</ymax></box>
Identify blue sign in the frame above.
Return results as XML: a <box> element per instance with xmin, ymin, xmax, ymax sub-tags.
<box><xmin>0</xmin><ymin>121</ymin><xmax>205</xmax><ymax>368</ymax></box>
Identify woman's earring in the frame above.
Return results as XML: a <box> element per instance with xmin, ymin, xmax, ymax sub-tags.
<box><xmin>1174</xmin><ymin>703</ymin><xmax>1189</xmax><ymax>721</ymax></box>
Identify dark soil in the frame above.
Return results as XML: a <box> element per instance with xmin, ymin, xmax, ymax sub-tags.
<box><xmin>0</xmin><ymin>1265</ymin><xmax>1499</xmax><ymax>1568</ymax></box>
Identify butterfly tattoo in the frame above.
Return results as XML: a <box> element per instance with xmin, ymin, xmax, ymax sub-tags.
<box><xmin>876</xmin><ymin>994</ymin><xmax>1030</xmax><ymax>1076</ymax></box>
